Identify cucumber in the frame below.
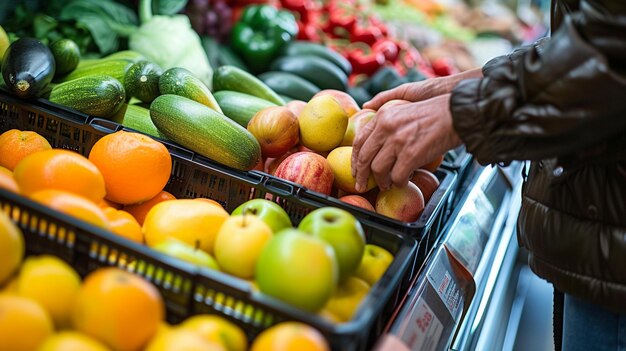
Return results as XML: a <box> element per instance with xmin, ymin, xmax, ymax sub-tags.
<box><xmin>279</xmin><ymin>41</ymin><xmax>352</xmax><ymax>75</ymax></box>
<box><xmin>213</xmin><ymin>65</ymin><xmax>284</xmax><ymax>105</ymax></box>
<box><xmin>150</xmin><ymin>94</ymin><xmax>261</xmax><ymax>170</ymax></box>
<box><xmin>110</xmin><ymin>104</ymin><xmax>168</xmax><ymax>139</ymax></box>
<box><xmin>102</xmin><ymin>50</ymin><xmax>145</xmax><ymax>63</ymax></box>
<box><xmin>49</xmin><ymin>39</ymin><xmax>80</xmax><ymax>77</ymax></box>
<box><xmin>49</xmin><ymin>75</ymin><xmax>125</xmax><ymax>118</ymax></box>
<box><xmin>125</xmin><ymin>61</ymin><xmax>163</xmax><ymax>103</ymax></box>
<box><xmin>269</xmin><ymin>55</ymin><xmax>348</xmax><ymax>91</ymax></box>
<box><xmin>159</xmin><ymin>67</ymin><xmax>222</xmax><ymax>113</ymax></box>
<box><xmin>214</xmin><ymin>90</ymin><xmax>277</xmax><ymax>127</ymax></box>
<box><xmin>2</xmin><ymin>38</ymin><xmax>55</xmax><ymax>99</ymax></box>
<box><xmin>217</xmin><ymin>45</ymin><xmax>248</xmax><ymax>70</ymax></box>
<box><xmin>57</xmin><ymin>59</ymin><xmax>132</xmax><ymax>86</ymax></box>
<box><xmin>258</xmin><ymin>71</ymin><xmax>320</xmax><ymax>101</ymax></box>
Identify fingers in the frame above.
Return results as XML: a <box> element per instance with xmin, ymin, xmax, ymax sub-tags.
<box><xmin>353</xmin><ymin>123</ymin><xmax>387</xmax><ymax>193</ymax></box>
<box><xmin>370</xmin><ymin>143</ymin><xmax>397</xmax><ymax>191</ymax></box>
<box><xmin>363</xmin><ymin>84</ymin><xmax>408</xmax><ymax>110</ymax></box>
<box><xmin>351</xmin><ymin>115</ymin><xmax>378</xmax><ymax>177</ymax></box>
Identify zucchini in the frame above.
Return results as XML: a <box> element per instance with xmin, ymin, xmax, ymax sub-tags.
<box><xmin>150</xmin><ymin>94</ymin><xmax>261</xmax><ymax>170</ymax></box>
<box><xmin>258</xmin><ymin>71</ymin><xmax>320</xmax><ymax>101</ymax></box>
<box><xmin>279</xmin><ymin>41</ymin><xmax>352</xmax><ymax>75</ymax></box>
<box><xmin>1</xmin><ymin>38</ymin><xmax>55</xmax><ymax>99</ymax></box>
<box><xmin>159</xmin><ymin>67</ymin><xmax>222</xmax><ymax>113</ymax></box>
<box><xmin>214</xmin><ymin>90</ymin><xmax>277</xmax><ymax>127</ymax></box>
<box><xmin>125</xmin><ymin>61</ymin><xmax>163</xmax><ymax>103</ymax></box>
<box><xmin>56</xmin><ymin>59</ymin><xmax>132</xmax><ymax>86</ymax></box>
<box><xmin>49</xmin><ymin>39</ymin><xmax>80</xmax><ymax>77</ymax></box>
<box><xmin>269</xmin><ymin>55</ymin><xmax>348</xmax><ymax>91</ymax></box>
<box><xmin>110</xmin><ymin>104</ymin><xmax>168</xmax><ymax>140</ymax></box>
<box><xmin>213</xmin><ymin>65</ymin><xmax>284</xmax><ymax>105</ymax></box>
<box><xmin>77</xmin><ymin>51</ymin><xmax>146</xmax><ymax>68</ymax></box>
<box><xmin>49</xmin><ymin>75</ymin><xmax>125</xmax><ymax>118</ymax></box>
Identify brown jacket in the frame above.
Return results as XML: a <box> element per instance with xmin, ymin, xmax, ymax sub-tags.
<box><xmin>450</xmin><ymin>0</ymin><xmax>626</xmax><ymax>312</ymax></box>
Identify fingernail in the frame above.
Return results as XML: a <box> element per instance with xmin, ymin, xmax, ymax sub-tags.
<box><xmin>355</xmin><ymin>184</ymin><xmax>363</xmax><ymax>192</ymax></box>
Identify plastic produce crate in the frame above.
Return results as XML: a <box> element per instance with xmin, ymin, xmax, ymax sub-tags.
<box><xmin>0</xmin><ymin>90</ymin><xmax>417</xmax><ymax>351</ymax></box>
<box><xmin>441</xmin><ymin>145</ymin><xmax>474</xmax><ymax>208</ymax></box>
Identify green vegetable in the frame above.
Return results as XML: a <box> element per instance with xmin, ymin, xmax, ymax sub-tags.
<box><xmin>150</xmin><ymin>94</ymin><xmax>261</xmax><ymax>170</ymax></box>
<box><xmin>110</xmin><ymin>103</ymin><xmax>168</xmax><ymax>139</ymax></box>
<box><xmin>279</xmin><ymin>41</ymin><xmax>352</xmax><ymax>76</ymax></box>
<box><xmin>49</xmin><ymin>75</ymin><xmax>125</xmax><ymax>118</ymax></box>
<box><xmin>230</xmin><ymin>5</ymin><xmax>298</xmax><ymax>73</ymax></box>
<box><xmin>269</xmin><ymin>55</ymin><xmax>348</xmax><ymax>91</ymax></box>
<box><xmin>56</xmin><ymin>59</ymin><xmax>132</xmax><ymax>86</ymax></box>
<box><xmin>124</xmin><ymin>60</ymin><xmax>163</xmax><ymax>103</ymax></box>
<box><xmin>258</xmin><ymin>71</ymin><xmax>320</xmax><ymax>101</ymax></box>
<box><xmin>159</xmin><ymin>67</ymin><xmax>222</xmax><ymax>113</ymax></box>
<box><xmin>214</xmin><ymin>90</ymin><xmax>277</xmax><ymax>127</ymax></box>
<box><xmin>213</xmin><ymin>65</ymin><xmax>284</xmax><ymax>105</ymax></box>
<box><xmin>49</xmin><ymin>39</ymin><xmax>81</xmax><ymax>76</ymax></box>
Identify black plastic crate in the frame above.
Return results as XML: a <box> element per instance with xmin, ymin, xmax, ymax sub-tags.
<box><xmin>441</xmin><ymin>145</ymin><xmax>474</xmax><ymax>208</ymax></box>
<box><xmin>0</xmin><ymin>90</ymin><xmax>418</xmax><ymax>351</ymax></box>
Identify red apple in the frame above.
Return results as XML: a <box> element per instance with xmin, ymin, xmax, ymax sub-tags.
<box><xmin>339</xmin><ymin>195</ymin><xmax>375</xmax><ymax>211</ymax></box>
<box><xmin>286</xmin><ymin>100</ymin><xmax>307</xmax><ymax>117</ymax></box>
<box><xmin>252</xmin><ymin>158</ymin><xmax>265</xmax><ymax>171</ymax></box>
<box><xmin>313</xmin><ymin>90</ymin><xmax>360</xmax><ymax>117</ymax></box>
<box><xmin>375</xmin><ymin>183</ymin><xmax>425</xmax><ymax>222</ymax></box>
<box><xmin>421</xmin><ymin>154</ymin><xmax>445</xmax><ymax>173</ymax></box>
<box><xmin>297</xmin><ymin>144</ymin><xmax>329</xmax><ymax>158</ymax></box>
<box><xmin>274</xmin><ymin>152</ymin><xmax>334</xmax><ymax>195</ymax></box>
<box><xmin>264</xmin><ymin>149</ymin><xmax>295</xmax><ymax>175</ymax></box>
<box><xmin>410</xmin><ymin>169</ymin><xmax>440</xmax><ymax>203</ymax></box>
<box><xmin>247</xmin><ymin>107</ymin><xmax>299</xmax><ymax>158</ymax></box>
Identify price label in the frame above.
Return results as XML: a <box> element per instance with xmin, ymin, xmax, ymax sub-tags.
<box><xmin>400</xmin><ymin>298</ymin><xmax>444</xmax><ymax>351</ymax></box>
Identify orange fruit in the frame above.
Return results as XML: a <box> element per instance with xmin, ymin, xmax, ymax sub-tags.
<box><xmin>13</xmin><ymin>149</ymin><xmax>106</xmax><ymax>203</ymax></box>
<box><xmin>0</xmin><ymin>166</ymin><xmax>19</xmax><ymax>193</ymax></box>
<box><xmin>124</xmin><ymin>191</ymin><xmax>176</xmax><ymax>225</ymax></box>
<box><xmin>30</xmin><ymin>189</ymin><xmax>110</xmax><ymax>229</ymax></box>
<box><xmin>143</xmin><ymin>199</ymin><xmax>229</xmax><ymax>254</ymax></box>
<box><xmin>0</xmin><ymin>129</ymin><xmax>52</xmax><ymax>171</ymax></box>
<box><xmin>103</xmin><ymin>208</ymin><xmax>143</xmax><ymax>243</ymax></box>
<box><xmin>250</xmin><ymin>322</ymin><xmax>330</xmax><ymax>351</ymax></box>
<box><xmin>0</xmin><ymin>295</ymin><xmax>54</xmax><ymax>351</ymax></box>
<box><xmin>88</xmin><ymin>131</ymin><xmax>172</xmax><ymax>205</ymax></box>
<box><xmin>99</xmin><ymin>198</ymin><xmax>122</xmax><ymax>210</ymax></box>
<box><xmin>0</xmin><ymin>210</ymin><xmax>24</xmax><ymax>286</ymax></box>
<box><xmin>145</xmin><ymin>329</ymin><xmax>226</xmax><ymax>351</ymax></box>
<box><xmin>72</xmin><ymin>267</ymin><xmax>164</xmax><ymax>351</ymax></box>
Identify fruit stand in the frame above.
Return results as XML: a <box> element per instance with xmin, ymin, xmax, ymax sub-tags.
<box><xmin>0</xmin><ymin>0</ymin><xmax>544</xmax><ymax>350</ymax></box>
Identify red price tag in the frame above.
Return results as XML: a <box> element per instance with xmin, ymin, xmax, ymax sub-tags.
<box><xmin>415</xmin><ymin>309</ymin><xmax>433</xmax><ymax>333</ymax></box>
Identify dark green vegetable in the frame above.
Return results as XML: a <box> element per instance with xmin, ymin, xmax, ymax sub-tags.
<box><xmin>49</xmin><ymin>39</ymin><xmax>81</xmax><ymax>77</ymax></box>
<box><xmin>49</xmin><ymin>75</ymin><xmax>125</xmax><ymax>118</ymax></box>
<box><xmin>124</xmin><ymin>60</ymin><xmax>162</xmax><ymax>103</ymax></box>
<box><xmin>110</xmin><ymin>103</ymin><xmax>168</xmax><ymax>139</ymax></box>
<box><xmin>2</xmin><ymin>38</ymin><xmax>56</xmax><ymax>99</ymax></box>
<box><xmin>258</xmin><ymin>71</ymin><xmax>320</xmax><ymax>101</ymax></box>
<box><xmin>269</xmin><ymin>55</ymin><xmax>348</xmax><ymax>91</ymax></box>
<box><xmin>213</xmin><ymin>65</ymin><xmax>284</xmax><ymax>105</ymax></box>
<box><xmin>214</xmin><ymin>90</ymin><xmax>277</xmax><ymax>127</ymax></box>
<box><xmin>279</xmin><ymin>41</ymin><xmax>352</xmax><ymax>75</ymax></box>
<box><xmin>159</xmin><ymin>67</ymin><xmax>222</xmax><ymax>113</ymax></box>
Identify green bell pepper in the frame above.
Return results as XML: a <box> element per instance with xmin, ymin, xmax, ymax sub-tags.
<box><xmin>231</xmin><ymin>5</ymin><xmax>298</xmax><ymax>72</ymax></box>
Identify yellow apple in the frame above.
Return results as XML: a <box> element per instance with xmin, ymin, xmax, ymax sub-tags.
<box><xmin>327</xmin><ymin>146</ymin><xmax>376</xmax><ymax>194</ymax></box>
<box><xmin>341</xmin><ymin>109</ymin><xmax>375</xmax><ymax>146</ymax></box>
<box><xmin>299</xmin><ymin>95</ymin><xmax>349</xmax><ymax>152</ymax></box>
<box><xmin>323</xmin><ymin>276</ymin><xmax>370</xmax><ymax>322</ymax></box>
<box><xmin>354</xmin><ymin>244</ymin><xmax>394</xmax><ymax>286</ymax></box>
<box><xmin>180</xmin><ymin>315</ymin><xmax>248</xmax><ymax>351</ymax></box>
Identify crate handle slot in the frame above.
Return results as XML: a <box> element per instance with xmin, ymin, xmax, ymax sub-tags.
<box><xmin>263</xmin><ymin>177</ymin><xmax>295</xmax><ymax>197</ymax></box>
<box><xmin>90</xmin><ymin>118</ymin><xmax>122</xmax><ymax>133</ymax></box>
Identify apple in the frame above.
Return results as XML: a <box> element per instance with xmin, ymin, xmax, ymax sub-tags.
<box><xmin>274</xmin><ymin>152</ymin><xmax>334</xmax><ymax>195</ymax></box>
<box><xmin>214</xmin><ymin>215</ymin><xmax>273</xmax><ymax>279</ymax></box>
<box><xmin>323</xmin><ymin>276</ymin><xmax>370</xmax><ymax>322</ymax></box>
<box><xmin>153</xmin><ymin>239</ymin><xmax>220</xmax><ymax>271</ymax></box>
<box><xmin>313</xmin><ymin>90</ymin><xmax>361</xmax><ymax>117</ymax></box>
<box><xmin>256</xmin><ymin>229</ymin><xmax>338</xmax><ymax>312</ymax></box>
<box><xmin>354</xmin><ymin>244</ymin><xmax>394</xmax><ymax>286</ymax></box>
<box><xmin>339</xmin><ymin>195</ymin><xmax>375</xmax><ymax>212</ymax></box>
<box><xmin>421</xmin><ymin>154</ymin><xmax>444</xmax><ymax>173</ymax></box>
<box><xmin>375</xmin><ymin>183</ymin><xmax>425</xmax><ymax>222</ymax></box>
<box><xmin>286</xmin><ymin>100</ymin><xmax>307</xmax><ymax>117</ymax></box>
<box><xmin>298</xmin><ymin>207</ymin><xmax>365</xmax><ymax>282</ymax></box>
<box><xmin>299</xmin><ymin>95</ymin><xmax>349</xmax><ymax>152</ymax></box>
<box><xmin>247</xmin><ymin>107</ymin><xmax>299</xmax><ymax>158</ymax></box>
<box><xmin>231</xmin><ymin>199</ymin><xmax>292</xmax><ymax>234</ymax></box>
<box><xmin>326</xmin><ymin>146</ymin><xmax>376</xmax><ymax>193</ymax></box>
<box><xmin>179</xmin><ymin>315</ymin><xmax>248</xmax><ymax>351</ymax></box>
<box><xmin>144</xmin><ymin>329</ymin><xmax>226</xmax><ymax>351</ymax></box>
<box><xmin>380</xmin><ymin>99</ymin><xmax>411</xmax><ymax>109</ymax></box>
<box><xmin>263</xmin><ymin>149</ymin><xmax>294</xmax><ymax>176</ymax></box>
<box><xmin>341</xmin><ymin>109</ymin><xmax>375</xmax><ymax>146</ymax></box>
<box><xmin>410</xmin><ymin>169</ymin><xmax>440</xmax><ymax>203</ymax></box>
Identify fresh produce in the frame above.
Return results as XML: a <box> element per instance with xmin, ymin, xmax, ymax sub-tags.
<box><xmin>346</xmin><ymin>44</ymin><xmax>386</xmax><ymax>77</ymax></box>
<box><xmin>410</xmin><ymin>169</ymin><xmax>440</xmax><ymax>203</ymax></box>
<box><xmin>258</xmin><ymin>71</ymin><xmax>320</xmax><ymax>101</ymax></box>
<box><xmin>279</xmin><ymin>41</ymin><xmax>352</xmax><ymax>76</ymax></box>
<box><xmin>354</xmin><ymin>244</ymin><xmax>394</xmax><ymax>286</ymax></box>
<box><xmin>376</xmin><ymin>183</ymin><xmax>425</xmax><ymax>222</ymax></box>
<box><xmin>150</xmin><ymin>94</ymin><xmax>261</xmax><ymax>171</ymax></box>
<box><xmin>1</xmin><ymin>38</ymin><xmax>55</xmax><ymax>99</ymax></box>
<box><xmin>256</xmin><ymin>229</ymin><xmax>338</xmax><ymax>312</ymax></box>
<box><xmin>213</xmin><ymin>65</ymin><xmax>285</xmax><ymax>105</ymax></box>
<box><xmin>110</xmin><ymin>104</ymin><xmax>169</xmax><ymax>140</ymax></box>
<box><xmin>247</xmin><ymin>107</ymin><xmax>299</xmax><ymax>158</ymax></box>
<box><xmin>0</xmin><ymin>25</ymin><xmax>9</xmax><ymax>59</ymax></box>
<box><xmin>186</xmin><ymin>0</ymin><xmax>233</xmax><ymax>43</ymax></box>
<box><xmin>214</xmin><ymin>215</ymin><xmax>273</xmax><ymax>279</ymax></box>
<box><xmin>285</xmin><ymin>100</ymin><xmax>306</xmax><ymax>117</ymax></box>
<box><xmin>145</xmin><ymin>329</ymin><xmax>226</xmax><ymax>351</ymax></box>
<box><xmin>327</xmin><ymin>146</ymin><xmax>376</xmax><ymax>194</ymax></box>
<box><xmin>0</xmin><ymin>295</ymin><xmax>54</xmax><ymax>351</ymax></box>
<box><xmin>269</xmin><ymin>56</ymin><xmax>348</xmax><ymax>91</ymax></box>
<box><xmin>230</xmin><ymin>5</ymin><xmax>299</xmax><ymax>72</ymax></box>
<box><xmin>231</xmin><ymin>199</ymin><xmax>292</xmax><ymax>234</ymax></box>
<box><xmin>313</xmin><ymin>90</ymin><xmax>361</xmax><ymax>117</ymax></box>
<box><xmin>421</xmin><ymin>154</ymin><xmax>445</xmax><ymax>173</ymax></box>
<box><xmin>339</xmin><ymin>195</ymin><xmax>375</xmax><ymax>211</ymax></box>
<box><xmin>299</xmin><ymin>95</ymin><xmax>349</xmax><ymax>152</ymax></box>
<box><xmin>103</xmin><ymin>207</ymin><xmax>143</xmax><ymax>243</ymax></box>
<box><xmin>88</xmin><ymin>131</ymin><xmax>172</xmax><ymax>205</ymax></box>
<box><xmin>36</xmin><ymin>332</ymin><xmax>111</xmax><ymax>351</ymax></box>
<box><xmin>0</xmin><ymin>129</ymin><xmax>52</xmax><ymax>171</ymax></box>
<box><xmin>124</xmin><ymin>190</ymin><xmax>176</xmax><ymax>225</ymax></box>
<box><xmin>153</xmin><ymin>239</ymin><xmax>220</xmax><ymax>271</ymax></box>
<box><xmin>30</xmin><ymin>189</ymin><xmax>110</xmax><ymax>229</ymax></box>
<box><xmin>213</xmin><ymin>91</ymin><xmax>277</xmax><ymax>127</ymax></box>
<box><xmin>56</xmin><ymin>59</ymin><xmax>132</xmax><ymax>86</ymax></box>
<box><xmin>274</xmin><ymin>152</ymin><xmax>334</xmax><ymax>195</ymax></box>
<box><xmin>323</xmin><ymin>276</ymin><xmax>370</xmax><ymax>322</ymax></box>
<box><xmin>201</xmin><ymin>36</ymin><xmax>247</xmax><ymax>71</ymax></box>
<box><xmin>159</xmin><ymin>67</ymin><xmax>222</xmax><ymax>113</ymax></box>
<box><xmin>49</xmin><ymin>75</ymin><xmax>126</xmax><ymax>118</ymax></box>
<box><xmin>124</xmin><ymin>61</ymin><xmax>163</xmax><ymax>103</ymax></box>
<box><xmin>298</xmin><ymin>207</ymin><xmax>366</xmax><ymax>282</ymax></box>
<box><xmin>264</xmin><ymin>150</ymin><xmax>296</xmax><ymax>176</ymax></box>
<box><xmin>179</xmin><ymin>315</ymin><xmax>248</xmax><ymax>351</ymax></box>
<box><xmin>49</xmin><ymin>39</ymin><xmax>81</xmax><ymax>77</ymax></box>
<box><xmin>0</xmin><ymin>167</ymin><xmax>19</xmax><ymax>193</ymax></box>
<box><xmin>250</xmin><ymin>322</ymin><xmax>330</xmax><ymax>351</ymax></box>
<box><xmin>341</xmin><ymin>109</ymin><xmax>375</xmax><ymax>146</ymax></box>
<box><xmin>0</xmin><ymin>211</ymin><xmax>24</xmax><ymax>285</ymax></box>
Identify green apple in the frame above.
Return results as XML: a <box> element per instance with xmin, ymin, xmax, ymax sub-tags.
<box><xmin>231</xmin><ymin>199</ymin><xmax>292</xmax><ymax>234</ymax></box>
<box><xmin>298</xmin><ymin>207</ymin><xmax>366</xmax><ymax>282</ymax></box>
<box><xmin>153</xmin><ymin>239</ymin><xmax>220</xmax><ymax>271</ymax></box>
<box><xmin>256</xmin><ymin>229</ymin><xmax>338</xmax><ymax>312</ymax></box>
<box><xmin>214</xmin><ymin>215</ymin><xmax>273</xmax><ymax>279</ymax></box>
<box><xmin>354</xmin><ymin>244</ymin><xmax>394</xmax><ymax>286</ymax></box>
<box><xmin>324</xmin><ymin>276</ymin><xmax>370</xmax><ymax>322</ymax></box>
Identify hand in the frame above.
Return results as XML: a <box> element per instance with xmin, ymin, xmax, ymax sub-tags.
<box><xmin>363</xmin><ymin>68</ymin><xmax>483</xmax><ymax>110</ymax></box>
<box><xmin>352</xmin><ymin>94</ymin><xmax>463</xmax><ymax>191</ymax></box>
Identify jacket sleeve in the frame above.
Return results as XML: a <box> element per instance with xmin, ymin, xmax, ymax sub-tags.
<box><xmin>450</xmin><ymin>0</ymin><xmax>626</xmax><ymax>165</ymax></box>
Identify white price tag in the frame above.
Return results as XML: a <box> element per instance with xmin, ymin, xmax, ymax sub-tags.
<box><xmin>401</xmin><ymin>298</ymin><xmax>444</xmax><ymax>351</ymax></box>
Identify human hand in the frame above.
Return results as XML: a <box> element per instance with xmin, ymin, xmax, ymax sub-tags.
<box><xmin>352</xmin><ymin>94</ymin><xmax>463</xmax><ymax>192</ymax></box>
<box><xmin>363</xmin><ymin>68</ymin><xmax>483</xmax><ymax>110</ymax></box>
